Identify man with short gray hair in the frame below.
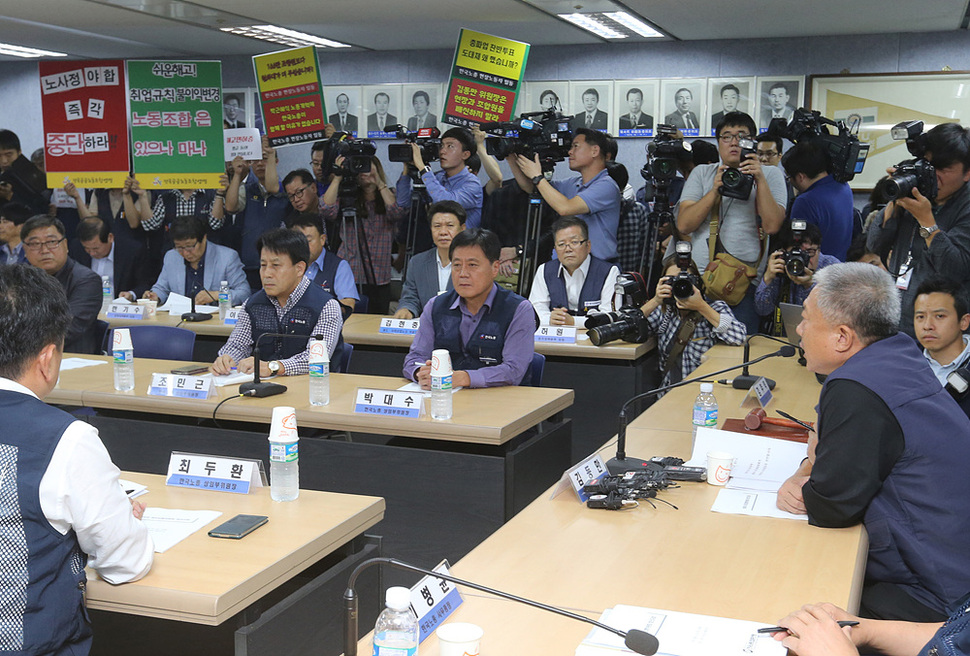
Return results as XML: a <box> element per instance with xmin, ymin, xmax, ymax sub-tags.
<box><xmin>777</xmin><ymin>262</ymin><xmax>970</xmax><ymax>623</ymax></box>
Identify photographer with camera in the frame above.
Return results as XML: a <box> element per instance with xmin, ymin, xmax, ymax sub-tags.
<box><xmin>637</xmin><ymin>242</ymin><xmax>746</xmax><ymax>388</ymax></box>
<box><xmin>509</xmin><ymin>128</ymin><xmax>621</xmax><ymax>262</ymax></box>
<box><xmin>783</xmin><ymin>140</ymin><xmax>855</xmax><ymax>261</ymax></box>
<box><xmin>755</xmin><ymin>220</ymin><xmax>838</xmax><ymax>334</ymax></box>
<box><xmin>675</xmin><ymin>111</ymin><xmax>787</xmax><ymax>333</ymax></box>
<box><xmin>867</xmin><ymin>122</ymin><xmax>970</xmax><ymax>337</ymax></box>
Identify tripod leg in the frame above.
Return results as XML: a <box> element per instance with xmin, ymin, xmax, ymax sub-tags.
<box><xmin>518</xmin><ymin>195</ymin><xmax>543</xmax><ymax>296</ymax></box>
<box><xmin>402</xmin><ymin>192</ymin><xmax>422</xmax><ymax>280</ymax></box>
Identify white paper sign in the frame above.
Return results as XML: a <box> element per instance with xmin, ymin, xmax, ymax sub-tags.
<box><xmin>224</xmin><ymin>127</ymin><xmax>261</xmax><ymax>160</ymax></box>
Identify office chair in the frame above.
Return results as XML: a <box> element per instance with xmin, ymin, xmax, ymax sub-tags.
<box><xmin>111</xmin><ymin>325</ymin><xmax>196</xmax><ymax>361</ymax></box>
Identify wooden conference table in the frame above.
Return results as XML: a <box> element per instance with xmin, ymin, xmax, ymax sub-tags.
<box><xmin>356</xmin><ymin>344</ymin><xmax>868</xmax><ymax>654</ymax></box>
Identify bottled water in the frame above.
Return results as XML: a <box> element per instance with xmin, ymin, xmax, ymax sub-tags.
<box><xmin>113</xmin><ymin>346</ymin><xmax>134</xmax><ymax>391</ymax></box>
<box><xmin>692</xmin><ymin>382</ymin><xmax>718</xmax><ymax>442</ymax></box>
<box><xmin>372</xmin><ymin>586</ymin><xmax>418</xmax><ymax>656</ymax></box>
<box><xmin>101</xmin><ymin>276</ymin><xmax>112</xmax><ymax>313</ymax></box>
<box><xmin>308</xmin><ymin>338</ymin><xmax>330</xmax><ymax>406</ymax></box>
<box><xmin>430</xmin><ymin>372</ymin><xmax>453</xmax><ymax>420</ymax></box>
<box><xmin>269</xmin><ymin>434</ymin><xmax>299</xmax><ymax>502</ymax></box>
<box><xmin>218</xmin><ymin>280</ymin><xmax>231</xmax><ymax>320</ymax></box>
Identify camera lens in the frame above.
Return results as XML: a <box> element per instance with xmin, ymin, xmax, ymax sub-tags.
<box><xmin>588</xmin><ymin>315</ymin><xmax>636</xmax><ymax>346</ymax></box>
<box><xmin>672</xmin><ymin>277</ymin><xmax>693</xmax><ymax>299</ymax></box>
<box><xmin>721</xmin><ymin>168</ymin><xmax>742</xmax><ymax>187</ymax></box>
<box><xmin>884</xmin><ymin>173</ymin><xmax>916</xmax><ymax>201</ymax></box>
<box><xmin>786</xmin><ymin>257</ymin><xmax>806</xmax><ymax>278</ymax></box>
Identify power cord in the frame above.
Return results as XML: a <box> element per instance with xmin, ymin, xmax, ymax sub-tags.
<box><xmin>212</xmin><ymin>391</ymin><xmax>253</xmax><ymax>428</ymax></box>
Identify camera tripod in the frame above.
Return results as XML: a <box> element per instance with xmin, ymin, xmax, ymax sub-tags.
<box><xmin>637</xmin><ymin>180</ymin><xmax>674</xmax><ymax>295</ymax></box>
<box><xmin>401</xmin><ymin>172</ymin><xmax>429</xmax><ymax>281</ymax></box>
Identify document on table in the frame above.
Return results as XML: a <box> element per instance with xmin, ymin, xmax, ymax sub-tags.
<box><xmin>711</xmin><ymin>489</ymin><xmax>808</xmax><ymax>521</ymax></box>
<box><xmin>397</xmin><ymin>382</ymin><xmax>463</xmax><ymax>395</ymax></box>
<box><xmin>575</xmin><ymin>604</ymin><xmax>785</xmax><ymax>656</ymax></box>
<box><xmin>686</xmin><ymin>426</ymin><xmax>807</xmax><ymax>492</ymax></box>
<box><xmin>59</xmin><ymin>358</ymin><xmax>107</xmax><ymax>371</ymax></box>
<box><xmin>140</xmin><ymin>508</ymin><xmax>222</xmax><ymax>553</ymax></box>
<box><xmin>119</xmin><ymin>479</ymin><xmax>148</xmax><ymax>499</ymax></box>
<box><xmin>204</xmin><ymin>371</ymin><xmax>254</xmax><ymax>386</ymax></box>
<box><xmin>158</xmin><ymin>292</ymin><xmax>218</xmax><ymax>315</ymax></box>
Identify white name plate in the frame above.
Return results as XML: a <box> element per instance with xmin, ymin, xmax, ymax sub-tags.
<box><xmin>354</xmin><ymin>387</ymin><xmax>423</xmax><ymax>418</ymax></box>
<box><xmin>106</xmin><ymin>303</ymin><xmax>145</xmax><ymax>320</ymax></box>
<box><xmin>535</xmin><ymin>325</ymin><xmax>577</xmax><ymax>344</ymax></box>
<box><xmin>148</xmin><ymin>373</ymin><xmax>212</xmax><ymax>399</ymax></box>
<box><xmin>165</xmin><ymin>452</ymin><xmax>264</xmax><ymax>494</ymax></box>
<box><xmin>379</xmin><ymin>317</ymin><xmax>420</xmax><ymax>335</ymax></box>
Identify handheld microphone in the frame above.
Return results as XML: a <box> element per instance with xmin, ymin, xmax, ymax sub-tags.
<box><xmin>239</xmin><ymin>332</ymin><xmax>323</xmax><ymax>398</ymax></box>
<box><xmin>607</xmin><ymin>345</ymin><xmax>796</xmax><ymax>475</ymax></box>
<box><xmin>729</xmin><ymin>334</ymin><xmax>802</xmax><ymax>389</ymax></box>
<box><xmin>383</xmin><ymin>123</ymin><xmax>404</xmax><ymax>134</ymax></box>
<box><xmin>181</xmin><ymin>284</ymin><xmax>213</xmax><ymax>322</ymax></box>
<box><xmin>343</xmin><ymin>557</ymin><xmax>659</xmax><ymax>656</ymax></box>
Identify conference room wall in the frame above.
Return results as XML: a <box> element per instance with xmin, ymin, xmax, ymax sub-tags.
<box><xmin>2</xmin><ymin>29</ymin><xmax>969</xmax><ymax>190</ymax></box>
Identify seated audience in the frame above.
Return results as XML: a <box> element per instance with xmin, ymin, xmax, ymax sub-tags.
<box><xmin>0</xmin><ymin>201</ymin><xmax>30</xmax><ymax>264</ymax></box>
<box><xmin>288</xmin><ymin>212</ymin><xmax>359</xmax><ymax>316</ymax></box>
<box><xmin>394</xmin><ymin>201</ymin><xmax>465</xmax><ymax>319</ymax></box>
<box><xmin>913</xmin><ymin>277</ymin><xmax>970</xmax><ymax>384</ymax></box>
<box><xmin>73</xmin><ymin>217</ymin><xmax>151</xmax><ymax>301</ymax></box>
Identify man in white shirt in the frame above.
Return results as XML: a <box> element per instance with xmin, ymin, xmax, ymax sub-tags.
<box><xmin>529</xmin><ymin>216</ymin><xmax>619</xmax><ymax>327</ymax></box>
<box><xmin>0</xmin><ymin>264</ymin><xmax>153</xmax><ymax>655</ymax></box>
<box><xmin>913</xmin><ymin>277</ymin><xmax>970</xmax><ymax>385</ymax></box>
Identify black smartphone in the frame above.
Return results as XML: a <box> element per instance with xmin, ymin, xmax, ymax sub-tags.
<box><xmin>208</xmin><ymin>514</ymin><xmax>268</xmax><ymax>539</ymax></box>
<box><xmin>171</xmin><ymin>364</ymin><xmax>209</xmax><ymax>375</ymax></box>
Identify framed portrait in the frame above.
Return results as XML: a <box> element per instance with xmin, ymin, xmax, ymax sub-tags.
<box><xmin>756</xmin><ymin>76</ymin><xmax>805</xmax><ymax>132</ymax></box>
<box><xmin>223</xmin><ymin>87</ymin><xmax>252</xmax><ymax>130</ymax></box>
<box><xmin>659</xmin><ymin>79</ymin><xmax>705</xmax><ymax>137</ymax></box>
<box><xmin>568</xmin><ymin>81</ymin><xmax>613</xmax><ymax>133</ymax></box>
<box><xmin>362</xmin><ymin>84</ymin><xmax>403</xmax><ymax>139</ymax></box>
<box><xmin>706</xmin><ymin>77</ymin><xmax>755</xmax><ymax>137</ymax></box>
<box><xmin>613</xmin><ymin>80</ymin><xmax>659</xmax><ymax>137</ymax></box>
<box><xmin>324</xmin><ymin>86</ymin><xmax>362</xmax><ymax>137</ymax></box>
<box><xmin>524</xmin><ymin>81</ymin><xmax>570</xmax><ymax>117</ymax></box>
<box><xmin>402</xmin><ymin>83</ymin><xmax>443</xmax><ymax>133</ymax></box>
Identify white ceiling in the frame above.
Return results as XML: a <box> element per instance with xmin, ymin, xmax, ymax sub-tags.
<box><xmin>0</xmin><ymin>0</ymin><xmax>967</xmax><ymax>60</ymax></box>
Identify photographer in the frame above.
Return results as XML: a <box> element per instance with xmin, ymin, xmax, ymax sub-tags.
<box><xmin>867</xmin><ymin>122</ymin><xmax>970</xmax><ymax>337</ymax></box>
<box><xmin>639</xmin><ymin>251</ymin><xmax>746</xmax><ymax>388</ymax></box>
<box><xmin>755</xmin><ymin>221</ymin><xmax>838</xmax><ymax>333</ymax></box>
<box><xmin>509</xmin><ymin>128</ymin><xmax>621</xmax><ymax>262</ymax></box>
<box><xmin>783</xmin><ymin>140</ymin><xmax>855</xmax><ymax>260</ymax></box>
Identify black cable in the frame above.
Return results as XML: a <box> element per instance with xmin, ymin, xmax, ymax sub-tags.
<box><xmin>212</xmin><ymin>392</ymin><xmax>247</xmax><ymax>429</ymax></box>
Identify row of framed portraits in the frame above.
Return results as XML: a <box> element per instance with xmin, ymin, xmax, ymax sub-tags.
<box><xmin>223</xmin><ymin>76</ymin><xmax>805</xmax><ymax>140</ymax></box>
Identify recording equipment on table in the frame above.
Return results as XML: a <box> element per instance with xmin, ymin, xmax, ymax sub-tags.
<box><xmin>784</xmin><ymin>219</ymin><xmax>811</xmax><ymax>278</ymax></box>
<box><xmin>239</xmin><ymin>332</ymin><xmax>323</xmax><ymax>398</ymax></box>
<box><xmin>481</xmin><ymin>109</ymin><xmax>575</xmax><ymax>295</ymax></box>
<box><xmin>586</xmin><ymin>272</ymin><xmax>651</xmax><ymax>346</ymax></box>
<box><xmin>343</xmin><ymin>557</ymin><xmax>660</xmax><ymax>656</ymax></box>
<box><xmin>638</xmin><ymin>125</ymin><xmax>691</xmax><ymax>292</ymax></box>
<box><xmin>181</xmin><ymin>286</ymin><xmax>213</xmax><ymax>322</ymax></box>
<box><xmin>877</xmin><ymin>120</ymin><xmax>938</xmax><ymax>203</ymax></box>
<box><xmin>605</xmin><ymin>346</ymin><xmax>796</xmax><ymax>475</ymax></box>
<box><xmin>386</xmin><ymin>125</ymin><xmax>442</xmax><ymax>164</ymax></box>
<box><xmin>584</xmin><ymin>464</ymin><xmax>688</xmax><ymax>510</ymax></box>
<box><xmin>720</xmin><ymin>334</ymin><xmax>802</xmax><ymax>390</ymax></box>
<box><xmin>767</xmin><ymin>108</ymin><xmax>870</xmax><ymax>183</ymax></box>
<box><xmin>719</xmin><ymin>136</ymin><xmax>757</xmax><ymax>201</ymax></box>
<box><xmin>664</xmin><ymin>241</ymin><xmax>700</xmax><ymax>305</ymax></box>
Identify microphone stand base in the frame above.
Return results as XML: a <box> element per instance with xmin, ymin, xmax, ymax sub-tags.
<box><xmin>606</xmin><ymin>455</ymin><xmax>655</xmax><ymax>476</ymax></box>
<box><xmin>181</xmin><ymin>312</ymin><xmax>213</xmax><ymax>322</ymax></box>
<box><xmin>731</xmin><ymin>375</ymin><xmax>776</xmax><ymax>390</ymax></box>
<box><xmin>239</xmin><ymin>381</ymin><xmax>287</xmax><ymax>398</ymax></box>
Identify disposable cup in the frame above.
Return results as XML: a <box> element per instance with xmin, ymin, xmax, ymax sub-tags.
<box><xmin>707</xmin><ymin>451</ymin><xmax>734</xmax><ymax>486</ymax></box>
<box><xmin>436</xmin><ymin>622</ymin><xmax>483</xmax><ymax>656</ymax></box>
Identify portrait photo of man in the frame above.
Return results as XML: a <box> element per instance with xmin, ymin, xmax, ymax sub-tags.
<box><xmin>759</xmin><ymin>79</ymin><xmax>801</xmax><ymax>128</ymax></box>
<box><xmin>618</xmin><ymin>87</ymin><xmax>654</xmax><ymax>131</ymax></box>
<box><xmin>327</xmin><ymin>91</ymin><xmax>359</xmax><ymax>135</ymax></box>
<box><xmin>569</xmin><ymin>86</ymin><xmax>609</xmax><ymax>131</ymax></box>
<box><xmin>223</xmin><ymin>92</ymin><xmax>246</xmax><ymax>129</ymax></box>
<box><xmin>661</xmin><ymin>81</ymin><xmax>703</xmax><ymax>134</ymax></box>
<box><xmin>364</xmin><ymin>85</ymin><xmax>401</xmax><ymax>138</ymax></box>
<box><xmin>526</xmin><ymin>81</ymin><xmax>568</xmax><ymax>115</ymax></box>
<box><xmin>406</xmin><ymin>88</ymin><xmax>438</xmax><ymax>131</ymax></box>
<box><xmin>710</xmin><ymin>82</ymin><xmax>749</xmax><ymax>135</ymax></box>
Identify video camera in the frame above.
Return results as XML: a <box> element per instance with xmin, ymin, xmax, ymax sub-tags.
<box><xmin>385</xmin><ymin>125</ymin><xmax>441</xmax><ymax>164</ymax></box>
<box><xmin>879</xmin><ymin>120</ymin><xmax>938</xmax><ymax>203</ymax></box>
<box><xmin>664</xmin><ymin>241</ymin><xmax>700</xmax><ymax>304</ymax></box>
<box><xmin>320</xmin><ymin>132</ymin><xmax>377</xmax><ymax>177</ymax></box>
<box><xmin>767</xmin><ymin>108</ymin><xmax>870</xmax><ymax>183</ymax></box>
<box><xmin>586</xmin><ymin>272</ymin><xmax>651</xmax><ymax>346</ymax></box>
<box><xmin>640</xmin><ymin>124</ymin><xmax>692</xmax><ymax>205</ymax></box>
<box><xmin>719</xmin><ymin>135</ymin><xmax>758</xmax><ymax>201</ymax></box>
<box><xmin>784</xmin><ymin>219</ymin><xmax>811</xmax><ymax>277</ymax></box>
<box><xmin>480</xmin><ymin>109</ymin><xmax>573</xmax><ymax>171</ymax></box>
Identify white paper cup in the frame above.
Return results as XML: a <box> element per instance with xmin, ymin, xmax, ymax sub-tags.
<box><xmin>706</xmin><ymin>451</ymin><xmax>734</xmax><ymax>486</ymax></box>
<box><xmin>112</xmin><ymin>328</ymin><xmax>133</xmax><ymax>351</ymax></box>
<box><xmin>436</xmin><ymin>622</ymin><xmax>483</xmax><ymax>656</ymax></box>
<box><xmin>430</xmin><ymin>348</ymin><xmax>453</xmax><ymax>376</ymax></box>
<box><xmin>136</xmin><ymin>298</ymin><xmax>158</xmax><ymax>319</ymax></box>
<box><xmin>269</xmin><ymin>406</ymin><xmax>298</xmax><ymax>443</ymax></box>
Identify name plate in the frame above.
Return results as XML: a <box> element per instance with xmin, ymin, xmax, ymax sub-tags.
<box><xmin>148</xmin><ymin>373</ymin><xmax>212</xmax><ymax>399</ymax></box>
<box><xmin>379</xmin><ymin>317</ymin><xmax>420</xmax><ymax>335</ymax></box>
<box><xmin>165</xmin><ymin>452</ymin><xmax>264</xmax><ymax>494</ymax></box>
<box><xmin>106</xmin><ymin>303</ymin><xmax>145</xmax><ymax>320</ymax></box>
<box><xmin>409</xmin><ymin>560</ymin><xmax>463</xmax><ymax>643</ymax></box>
<box><xmin>550</xmin><ymin>453</ymin><xmax>608</xmax><ymax>502</ymax></box>
<box><xmin>223</xmin><ymin>308</ymin><xmax>240</xmax><ymax>325</ymax></box>
<box><xmin>741</xmin><ymin>376</ymin><xmax>774</xmax><ymax>410</ymax></box>
<box><xmin>535</xmin><ymin>325</ymin><xmax>577</xmax><ymax>344</ymax></box>
<box><xmin>354</xmin><ymin>387</ymin><xmax>423</xmax><ymax>418</ymax></box>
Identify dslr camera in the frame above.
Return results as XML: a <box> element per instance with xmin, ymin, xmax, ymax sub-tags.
<box><xmin>783</xmin><ymin>219</ymin><xmax>811</xmax><ymax>278</ymax></box>
<box><xmin>879</xmin><ymin>120</ymin><xmax>938</xmax><ymax>203</ymax></box>
<box><xmin>768</xmin><ymin>108</ymin><xmax>870</xmax><ymax>183</ymax></box>
<box><xmin>586</xmin><ymin>273</ymin><xmax>651</xmax><ymax>346</ymax></box>
<box><xmin>386</xmin><ymin>125</ymin><xmax>441</xmax><ymax>164</ymax></box>
<box><xmin>719</xmin><ymin>136</ymin><xmax>757</xmax><ymax>201</ymax></box>
<box><xmin>321</xmin><ymin>132</ymin><xmax>377</xmax><ymax>177</ymax></box>
<box><xmin>640</xmin><ymin>124</ymin><xmax>692</xmax><ymax>205</ymax></box>
<box><xmin>664</xmin><ymin>241</ymin><xmax>700</xmax><ymax>304</ymax></box>
<box><xmin>480</xmin><ymin>109</ymin><xmax>573</xmax><ymax>170</ymax></box>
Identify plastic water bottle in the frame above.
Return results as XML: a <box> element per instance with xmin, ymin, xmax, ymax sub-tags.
<box><xmin>268</xmin><ymin>406</ymin><xmax>299</xmax><ymax>502</ymax></box>
<box><xmin>101</xmin><ymin>275</ymin><xmax>112</xmax><ymax>313</ymax></box>
<box><xmin>372</xmin><ymin>586</ymin><xmax>418</xmax><ymax>656</ymax></box>
<box><xmin>113</xmin><ymin>345</ymin><xmax>134</xmax><ymax>391</ymax></box>
<box><xmin>692</xmin><ymin>382</ymin><xmax>718</xmax><ymax>442</ymax></box>
<box><xmin>218</xmin><ymin>280</ymin><xmax>231</xmax><ymax>320</ymax></box>
<box><xmin>430</xmin><ymin>371</ymin><xmax>453</xmax><ymax>420</ymax></box>
<box><xmin>308</xmin><ymin>338</ymin><xmax>330</xmax><ymax>406</ymax></box>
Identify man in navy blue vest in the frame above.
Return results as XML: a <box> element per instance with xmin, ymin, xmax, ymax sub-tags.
<box><xmin>776</xmin><ymin>262</ymin><xmax>970</xmax><ymax>623</ymax></box>
<box><xmin>212</xmin><ymin>228</ymin><xmax>342</xmax><ymax>377</ymax></box>
<box><xmin>0</xmin><ymin>264</ymin><xmax>153</xmax><ymax>655</ymax></box>
<box><xmin>528</xmin><ymin>216</ymin><xmax>619</xmax><ymax>327</ymax></box>
<box><xmin>403</xmin><ymin>229</ymin><xmax>535</xmax><ymax>388</ymax></box>
<box><xmin>287</xmin><ymin>212</ymin><xmax>359</xmax><ymax>318</ymax></box>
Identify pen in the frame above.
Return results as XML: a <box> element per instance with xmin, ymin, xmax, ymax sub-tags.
<box><xmin>776</xmin><ymin>410</ymin><xmax>814</xmax><ymax>431</ymax></box>
<box><xmin>757</xmin><ymin>620</ymin><xmax>859</xmax><ymax>634</ymax></box>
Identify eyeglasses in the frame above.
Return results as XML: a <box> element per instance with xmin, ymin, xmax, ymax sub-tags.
<box><xmin>287</xmin><ymin>183</ymin><xmax>314</xmax><ymax>201</ymax></box>
<box><xmin>802</xmin><ymin>247</ymin><xmax>819</xmax><ymax>257</ymax></box>
<box><xmin>23</xmin><ymin>237</ymin><xmax>65</xmax><ymax>251</ymax></box>
<box><xmin>758</xmin><ymin>150</ymin><xmax>779</xmax><ymax>159</ymax></box>
<box><xmin>718</xmin><ymin>133</ymin><xmax>751</xmax><ymax>143</ymax></box>
<box><xmin>309</xmin><ymin>160</ymin><xmax>322</xmax><ymax>168</ymax></box>
<box><xmin>174</xmin><ymin>241</ymin><xmax>201</xmax><ymax>253</ymax></box>
<box><xmin>555</xmin><ymin>238</ymin><xmax>588</xmax><ymax>250</ymax></box>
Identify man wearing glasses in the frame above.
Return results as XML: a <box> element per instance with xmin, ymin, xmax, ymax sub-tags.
<box><xmin>529</xmin><ymin>216</ymin><xmax>618</xmax><ymax>327</ymax></box>
<box><xmin>675</xmin><ymin>111</ymin><xmax>787</xmax><ymax>333</ymax></box>
<box><xmin>144</xmin><ymin>215</ymin><xmax>249</xmax><ymax>307</ymax></box>
<box><xmin>21</xmin><ymin>216</ymin><xmax>102</xmax><ymax>353</ymax></box>
<box><xmin>282</xmin><ymin>169</ymin><xmax>321</xmax><ymax>226</ymax></box>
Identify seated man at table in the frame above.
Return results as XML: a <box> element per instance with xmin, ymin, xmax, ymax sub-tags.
<box><xmin>212</xmin><ymin>228</ymin><xmax>342</xmax><ymax>377</ymax></box>
<box><xmin>529</xmin><ymin>216</ymin><xmax>619</xmax><ymax>327</ymax></box>
<box><xmin>403</xmin><ymin>228</ymin><xmax>536</xmax><ymax>388</ymax></box>
<box><xmin>144</xmin><ymin>215</ymin><xmax>250</xmax><ymax>306</ymax></box>
<box><xmin>393</xmin><ymin>200</ymin><xmax>466</xmax><ymax>319</ymax></box>
<box><xmin>0</xmin><ymin>264</ymin><xmax>153</xmax><ymax>655</ymax></box>
<box><xmin>21</xmin><ymin>215</ymin><xmax>102</xmax><ymax>354</ymax></box>
<box><xmin>287</xmin><ymin>212</ymin><xmax>359</xmax><ymax>317</ymax></box>
<box><xmin>913</xmin><ymin>277</ymin><xmax>970</xmax><ymax>385</ymax></box>
<box><xmin>776</xmin><ymin>262</ymin><xmax>970</xmax><ymax>623</ymax></box>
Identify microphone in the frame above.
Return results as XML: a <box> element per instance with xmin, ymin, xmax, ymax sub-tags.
<box><xmin>343</xmin><ymin>557</ymin><xmax>659</xmax><ymax>656</ymax></box>
<box><xmin>606</xmin><ymin>346</ymin><xmax>796</xmax><ymax>475</ymax></box>
<box><xmin>383</xmin><ymin>123</ymin><xmax>404</xmax><ymax>134</ymax></box>
<box><xmin>181</xmin><ymin>284</ymin><xmax>213</xmax><ymax>322</ymax></box>
<box><xmin>239</xmin><ymin>332</ymin><xmax>323</xmax><ymax>398</ymax></box>
<box><xmin>729</xmin><ymin>335</ymin><xmax>802</xmax><ymax>389</ymax></box>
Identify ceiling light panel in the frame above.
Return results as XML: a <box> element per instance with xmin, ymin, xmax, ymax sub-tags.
<box><xmin>558</xmin><ymin>13</ymin><xmax>628</xmax><ymax>39</ymax></box>
<box><xmin>221</xmin><ymin>25</ymin><xmax>350</xmax><ymax>48</ymax></box>
<box><xmin>0</xmin><ymin>42</ymin><xmax>68</xmax><ymax>58</ymax></box>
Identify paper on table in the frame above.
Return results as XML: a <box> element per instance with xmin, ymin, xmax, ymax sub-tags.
<box><xmin>711</xmin><ymin>489</ymin><xmax>808</xmax><ymax>521</ymax></box>
<box><xmin>686</xmin><ymin>426</ymin><xmax>807</xmax><ymax>493</ymax></box>
<box><xmin>157</xmin><ymin>292</ymin><xmax>218</xmax><ymax>315</ymax></box>
<box><xmin>141</xmin><ymin>508</ymin><xmax>222</xmax><ymax>553</ymax></box>
<box><xmin>59</xmin><ymin>358</ymin><xmax>108</xmax><ymax>371</ymax></box>
<box><xmin>575</xmin><ymin>604</ymin><xmax>786</xmax><ymax>656</ymax></box>
<box><xmin>203</xmin><ymin>371</ymin><xmax>254</xmax><ymax>386</ymax></box>
<box><xmin>119</xmin><ymin>479</ymin><xmax>148</xmax><ymax>499</ymax></box>
<box><xmin>397</xmin><ymin>381</ymin><xmax>463</xmax><ymax>395</ymax></box>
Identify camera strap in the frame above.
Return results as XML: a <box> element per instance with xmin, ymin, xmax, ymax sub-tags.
<box><xmin>662</xmin><ymin>311</ymin><xmax>701</xmax><ymax>381</ymax></box>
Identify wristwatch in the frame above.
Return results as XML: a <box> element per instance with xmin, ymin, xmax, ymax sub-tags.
<box><xmin>919</xmin><ymin>224</ymin><xmax>940</xmax><ymax>239</ymax></box>
<box><xmin>422</xmin><ymin>165</ymin><xmax>433</xmax><ymax>176</ymax></box>
<box><xmin>268</xmin><ymin>360</ymin><xmax>281</xmax><ymax>375</ymax></box>
<box><xmin>531</xmin><ymin>174</ymin><xmax>545</xmax><ymax>187</ymax></box>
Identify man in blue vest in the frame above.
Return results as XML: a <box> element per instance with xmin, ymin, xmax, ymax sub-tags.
<box><xmin>212</xmin><ymin>228</ymin><xmax>342</xmax><ymax>377</ymax></box>
<box><xmin>403</xmin><ymin>228</ymin><xmax>536</xmax><ymax>388</ymax></box>
<box><xmin>287</xmin><ymin>212</ymin><xmax>359</xmax><ymax>318</ymax></box>
<box><xmin>0</xmin><ymin>264</ymin><xmax>153</xmax><ymax>655</ymax></box>
<box><xmin>528</xmin><ymin>216</ymin><xmax>619</xmax><ymax>327</ymax></box>
<box><xmin>776</xmin><ymin>262</ymin><xmax>970</xmax><ymax>623</ymax></box>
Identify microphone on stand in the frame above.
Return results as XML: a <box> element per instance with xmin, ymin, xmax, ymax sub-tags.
<box><xmin>239</xmin><ymin>332</ymin><xmax>323</xmax><ymax>398</ymax></box>
<box><xmin>181</xmin><ymin>284</ymin><xmax>213</xmax><ymax>322</ymax></box>
<box><xmin>726</xmin><ymin>334</ymin><xmax>804</xmax><ymax>390</ymax></box>
<box><xmin>606</xmin><ymin>346</ymin><xmax>796</xmax><ymax>475</ymax></box>
<box><xmin>343</xmin><ymin>557</ymin><xmax>659</xmax><ymax>656</ymax></box>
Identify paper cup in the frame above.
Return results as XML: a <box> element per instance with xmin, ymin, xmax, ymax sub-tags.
<box><xmin>430</xmin><ymin>349</ymin><xmax>453</xmax><ymax>376</ymax></box>
<box><xmin>269</xmin><ymin>406</ymin><xmax>298</xmax><ymax>443</ymax></box>
<box><xmin>112</xmin><ymin>328</ymin><xmax>133</xmax><ymax>351</ymax></box>
<box><xmin>707</xmin><ymin>451</ymin><xmax>734</xmax><ymax>486</ymax></box>
<box><xmin>136</xmin><ymin>298</ymin><xmax>158</xmax><ymax>319</ymax></box>
<box><xmin>436</xmin><ymin>622</ymin><xmax>483</xmax><ymax>656</ymax></box>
